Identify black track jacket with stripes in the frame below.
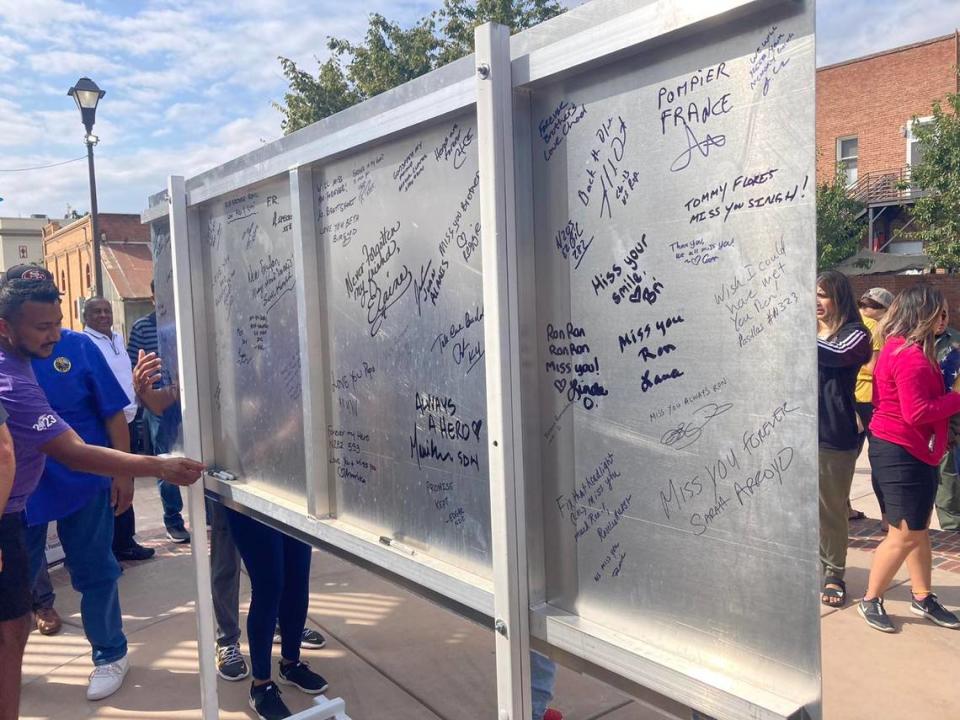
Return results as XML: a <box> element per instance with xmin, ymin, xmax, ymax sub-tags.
<box><xmin>818</xmin><ymin>321</ymin><xmax>872</xmax><ymax>451</ymax></box>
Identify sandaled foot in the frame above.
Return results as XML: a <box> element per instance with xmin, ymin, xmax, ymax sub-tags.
<box><xmin>821</xmin><ymin>577</ymin><xmax>846</xmax><ymax>607</ymax></box>
<box><xmin>848</xmin><ymin>509</ymin><xmax>866</xmax><ymax>521</ymax></box>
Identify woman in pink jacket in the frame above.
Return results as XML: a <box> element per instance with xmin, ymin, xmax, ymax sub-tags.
<box><xmin>859</xmin><ymin>284</ymin><xmax>960</xmax><ymax>632</ymax></box>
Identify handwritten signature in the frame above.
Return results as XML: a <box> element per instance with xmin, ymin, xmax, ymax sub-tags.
<box><xmin>670</xmin><ymin>120</ymin><xmax>727</xmax><ymax>173</ymax></box>
<box><xmin>366</xmin><ymin>266</ymin><xmax>412</xmax><ymax>336</ymax></box>
<box><xmin>660</xmin><ymin>402</ymin><xmax>734</xmax><ymax>450</ymax></box>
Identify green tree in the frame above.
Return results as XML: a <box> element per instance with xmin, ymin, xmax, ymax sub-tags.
<box><xmin>909</xmin><ymin>90</ymin><xmax>960</xmax><ymax>269</ymax></box>
<box><xmin>816</xmin><ymin>167</ymin><xmax>865</xmax><ymax>270</ymax></box>
<box><xmin>274</xmin><ymin>0</ymin><xmax>563</xmax><ymax>134</ymax></box>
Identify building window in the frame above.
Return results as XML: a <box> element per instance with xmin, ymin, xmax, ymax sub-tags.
<box><xmin>60</xmin><ymin>271</ymin><xmax>66</xmax><ymax>290</ymax></box>
<box><xmin>836</xmin><ymin>136</ymin><xmax>858</xmax><ymax>186</ymax></box>
<box><xmin>85</xmin><ymin>263</ymin><xmax>91</xmax><ymax>290</ymax></box>
<box><xmin>906</xmin><ymin>117</ymin><xmax>933</xmax><ymax>167</ymax></box>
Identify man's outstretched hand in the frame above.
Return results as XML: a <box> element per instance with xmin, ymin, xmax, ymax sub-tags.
<box><xmin>156</xmin><ymin>456</ymin><xmax>205</xmax><ymax>486</ymax></box>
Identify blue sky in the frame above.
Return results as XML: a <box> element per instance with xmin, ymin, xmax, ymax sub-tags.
<box><xmin>1</xmin><ymin>0</ymin><xmax>958</xmax><ymax>218</ymax></box>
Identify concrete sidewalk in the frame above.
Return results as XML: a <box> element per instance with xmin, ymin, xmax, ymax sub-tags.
<box><xmin>19</xmin><ymin>459</ymin><xmax>960</xmax><ymax>720</ymax></box>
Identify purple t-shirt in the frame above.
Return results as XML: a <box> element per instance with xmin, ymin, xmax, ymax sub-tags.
<box><xmin>0</xmin><ymin>348</ymin><xmax>71</xmax><ymax>514</ymax></box>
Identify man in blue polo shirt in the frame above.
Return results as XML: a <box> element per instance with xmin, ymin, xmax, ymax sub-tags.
<box><xmin>25</xmin><ymin>324</ymin><xmax>133</xmax><ymax>701</ymax></box>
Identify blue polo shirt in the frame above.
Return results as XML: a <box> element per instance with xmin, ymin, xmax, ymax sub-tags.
<box><xmin>25</xmin><ymin>330</ymin><xmax>130</xmax><ymax>525</ymax></box>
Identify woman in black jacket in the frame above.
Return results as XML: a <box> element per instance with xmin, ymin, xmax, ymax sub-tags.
<box><xmin>817</xmin><ymin>270</ymin><xmax>872</xmax><ymax>606</ymax></box>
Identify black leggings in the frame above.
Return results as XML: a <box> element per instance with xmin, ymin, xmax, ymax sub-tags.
<box><xmin>225</xmin><ymin>508</ymin><xmax>312</xmax><ymax>680</ymax></box>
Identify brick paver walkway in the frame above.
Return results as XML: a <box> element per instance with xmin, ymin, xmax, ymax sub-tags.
<box><xmin>849</xmin><ymin>517</ymin><xmax>960</xmax><ymax>573</ymax></box>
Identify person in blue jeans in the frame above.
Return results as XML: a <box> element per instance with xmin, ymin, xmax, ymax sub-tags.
<box><xmin>25</xmin><ymin>327</ymin><xmax>136</xmax><ymax>701</ymax></box>
<box><xmin>531</xmin><ymin>651</ymin><xmax>559</xmax><ymax>720</ymax></box>
<box><xmin>127</xmin><ymin>284</ymin><xmax>189</xmax><ymax>544</ymax></box>
<box><xmin>142</xmin><ymin>402</ymin><xmax>189</xmax><ymax>542</ymax></box>
<box><xmin>224</xmin><ymin>508</ymin><xmax>328</xmax><ymax>720</ymax></box>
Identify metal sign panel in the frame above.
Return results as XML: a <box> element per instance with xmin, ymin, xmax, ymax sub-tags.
<box><xmin>523</xmin><ymin>2</ymin><xmax>818</xmax><ymax>717</ymax></box>
<box><xmin>313</xmin><ymin>113</ymin><xmax>492</xmax><ymax>578</ymax></box>
<box><xmin>196</xmin><ymin>177</ymin><xmax>308</xmax><ymax>506</ymax></box>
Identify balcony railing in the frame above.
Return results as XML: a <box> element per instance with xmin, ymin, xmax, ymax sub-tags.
<box><xmin>848</xmin><ymin>166</ymin><xmax>928</xmax><ymax>206</ymax></box>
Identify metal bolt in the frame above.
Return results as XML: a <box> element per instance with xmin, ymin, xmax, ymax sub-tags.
<box><xmin>494</xmin><ymin>618</ymin><xmax>507</xmax><ymax>637</ymax></box>
<box><xmin>477</xmin><ymin>64</ymin><xmax>490</xmax><ymax>79</ymax></box>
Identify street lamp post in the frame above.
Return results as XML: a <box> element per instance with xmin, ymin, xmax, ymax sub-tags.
<box><xmin>68</xmin><ymin>77</ymin><xmax>105</xmax><ymax>296</ymax></box>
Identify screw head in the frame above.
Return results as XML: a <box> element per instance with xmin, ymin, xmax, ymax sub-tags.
<box><xmin>477</xmin><ymin>64</ymin><xmax>490</xmax><ymax>79</ymax></box>
<box><xmin>494</xmin><ymin>618</ymin><xmax>507</xmax><ymax>636</ymax></box>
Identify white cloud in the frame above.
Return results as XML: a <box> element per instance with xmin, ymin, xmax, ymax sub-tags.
<box><xmin>0</xmin><ymin>0</ymin><xmax>99</xmax><ymax>29</ymax></box>
<box><xmin>817</xmin><ymin>0</ymin><xmax>960</xmax><ymax>66</ymax></box>
<box><xmin>28</xmin><ymin>50</ymin><xmax>120</xmax><ymax>76</ymax></box>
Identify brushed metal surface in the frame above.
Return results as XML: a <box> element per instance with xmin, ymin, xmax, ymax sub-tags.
<box><xmin>313</xmin><ymin>112</ymin><xmax>492</xmax><ymax>578</ymax></box>
<box><xmin>527</xmin><ymin>2</ymin><xmax>819</xmax><ymax>715</ymax></box>
<box><xmin>196</xmin><ymin>176</ymin><xmax>308</xmax><ymax>506</ymax></box>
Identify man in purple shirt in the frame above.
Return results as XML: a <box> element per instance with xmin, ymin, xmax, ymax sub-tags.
<box><xmin>0</xmin><ymin>265</ymin><xmax>203</xmax><ymax>720</ymax></box>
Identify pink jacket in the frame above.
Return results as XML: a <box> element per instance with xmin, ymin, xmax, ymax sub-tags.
<box><xmin>871</xmin><ymin>337</ymin><xmax>960</xmax><ymax>465</ymax></box>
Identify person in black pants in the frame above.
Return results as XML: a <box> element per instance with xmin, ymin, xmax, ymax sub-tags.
<box><xmin>224</xmin><ymin>508</ymin><xmax>328</xmax><ymax>720</ymax></box>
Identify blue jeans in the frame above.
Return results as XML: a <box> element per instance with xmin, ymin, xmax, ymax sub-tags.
<box><xmin>225</xmin><ymin>508</ymin><xmax>311</xmax><ymax>680</ymax></box>
<box><xmin>144</xmin><ymin>410</ymin><xmax>185</xmax><ymax>530</ymax></box>
<box><xmin>26</xmin><ymin>489</ymin><xmax>127</xmax><ymax>665</ymax></box>
<box><xmin>531</xmin><ymin>651</ymin><xmax>557</xmax><ymax>720</ymax></box>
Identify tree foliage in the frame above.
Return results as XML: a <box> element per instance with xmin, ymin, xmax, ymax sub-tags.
<box><xmin>816</xmin><ymin>166</ymin><xmax>865</xmax><ymax>271</ymax></box>
<box><xmin>274</xmin><ymin>0</ymin><xmax>563</xmax><ymax>134</ymax></box>
<box><xmin>909</xmin><ymin>90</ymin><xmax>960</xmax><ymax>269</ymax></box>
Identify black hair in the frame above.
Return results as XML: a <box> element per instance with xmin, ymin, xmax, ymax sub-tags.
<box><xmin>82</xmin><ymin>296</ymin><xmax>109</xmax><ymax>317</ymax></box>
<box><xmin>816</xmin><ymin>270</ymin><xmax>861</xmax><ymax>336</ymax></box>
<box><xmin>0</xmin><ymin>279</ymin><xmax>62</xmax><ymax>321</ymax></box>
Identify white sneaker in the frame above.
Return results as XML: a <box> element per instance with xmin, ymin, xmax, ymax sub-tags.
<box><xmin>87</xmin><ymin>656</ymin><xmax>129</xmax><ymax>700</ymax></box>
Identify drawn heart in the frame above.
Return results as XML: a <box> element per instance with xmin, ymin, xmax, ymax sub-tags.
<box><xmin>553</xmin><ymin>378</ymin><xmax>567</xmax><ymax>394</ymax></box>
<box><xmin>471</xmin><ymin>419</ymin><xmax>484</xmax><ymax>440</ymax></box>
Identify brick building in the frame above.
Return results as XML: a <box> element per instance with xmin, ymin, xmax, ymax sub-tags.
<box><xmin>43</xmin><ymin>213</ymin><xmax>154</xmax><ymax>337</ymax></box>
<box><xmin>817</xmin><ymin>32</ymin><xmax>960</xmax><ymax>254</ymax></box>
<box><xmin>818</xmin><ymin>31</ymin><xmax>960</xmax><ymax>310</ymax></box>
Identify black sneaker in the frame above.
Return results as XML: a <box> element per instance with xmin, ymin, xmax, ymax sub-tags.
<box><xmin>299</xmin><ymin>628</ymin><xmax>326</xmax><ymax>649</ymax></box>
<box><xmin>166</xmin><ymin>526</ymin><xmax>191</xmax><ymax>544</ymax></box>
<box><xmin>249</xmin><ymin>681</ymin><xmax>291</xmax><ymax>720</ymax></box>
<box><xmin>274</xmin><ymin>626</ymin><xmax>327</xmax><ymax>649</ymax></box>
<box><xmin>114</xmin><ymin>543</ymin><xmax>156</xmax><ymax>562</ymax></box>
<box><xmin>910</xmin><ymin>593</ymin><xmax>960</xmax><ymax>628</ymax></box>
<box><xmin>278</xmin><ymin>660</ymin><xmax>328</xmax><ymax>694</ymax></box>
<box><xmin>216</xmin><ymin>642</ymin><xmax>250</xmax><ymax>681</ymax></box>
<box><xmin>858</xmin><ymin>597</ymin><xmax>896</xmax><ymax>633</ymax></box>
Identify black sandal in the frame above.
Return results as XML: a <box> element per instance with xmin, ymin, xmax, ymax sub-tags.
<box><xmin>821</xmin><ymin>577</ymin><xmax>846</xmax><ymax>607</ymax></box>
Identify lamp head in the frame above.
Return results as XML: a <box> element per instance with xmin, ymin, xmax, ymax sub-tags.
<box><xmin>68</xmin><ymin>77</ymin><xmax>105</xmax><ymax>134</ymax></box>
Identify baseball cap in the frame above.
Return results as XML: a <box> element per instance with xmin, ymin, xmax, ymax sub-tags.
<box><xmin>861</xmin><ymin>287</ymin><xmax>894</xmax><ymax>308</ymax></box>
<box><xmin>3</xmin><ymin>264</ymin><xmax>55</xmax><ymax>283</ymax></box>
